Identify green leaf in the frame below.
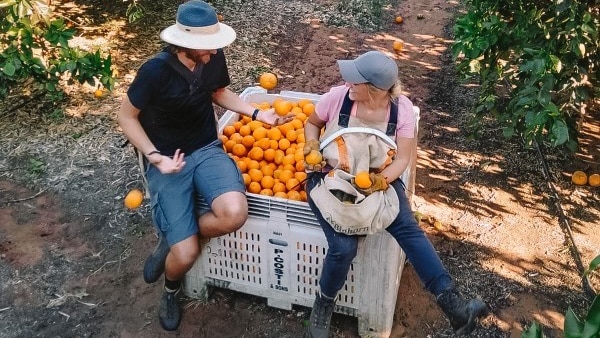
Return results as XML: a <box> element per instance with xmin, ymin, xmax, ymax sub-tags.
<box><xmin>550</xmin><ymin>119</ymin><xmax>569</xmax><ymax>146</ymax></box>
<box><xmin>582</xmin><ymin>296</ymin><xmax>600</xmax><ymax>338</ymax></box>
<box><xmin>2</xmin><ymin>62</ymin><xmax>16</xmax><ymax>76</ymax></box>
<box><xmin>565</xmin><ymin>307</ymin><xmax>584</xmax><ymax>338</ymax></box>
<box><xmin>522</xmin><ymin>321</ymin><xmax>544</xmax><ymax>338</ymax></box>
<box><xmin>583</xmin><ymin>255</ymin><xmax>600</xmax><ymax>277</ymax></box>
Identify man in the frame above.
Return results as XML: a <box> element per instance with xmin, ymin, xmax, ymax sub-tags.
<box><xmin>118</xmin><ymin>0</ymin><xmax>291</xmax><ymax>331</ymax></box>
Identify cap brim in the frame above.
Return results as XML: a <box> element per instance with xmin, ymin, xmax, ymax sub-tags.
<box><xmin>337</xmin><ymin>59</ymin><xmax>368</xmax><ymax>84</ymax></box>
<box><xmin>160</xmin><ymin>23</ymin><xmax>236</xmax><ymax>50</ymax></box>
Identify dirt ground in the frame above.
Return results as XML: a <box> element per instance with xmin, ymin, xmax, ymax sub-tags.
<box><xmin>1</xmin><ymin>0</ymin><xmax>599</xmax><ymax>338</ymax></box>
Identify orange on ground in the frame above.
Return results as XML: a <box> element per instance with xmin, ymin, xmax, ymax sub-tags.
<box><xmin>393</xmin><ymin>40</ymin><xmax>404</xmax><ymax>52</ymax></box>
<box><xmin>124</xmin><ymin>189</ymin><xmax>144</xmax><ymax>209</ymax></box>
<box><xmin>259</xmin><ymin>72</ymin><xmax>278</xmax><ymax>90</ymax></box>
<box><xmin>589</xmin><ymin>174</ymin><xmax>600</xmax><ymax>187</ymax></box>
<box><xmin>94</xmin><ymin>89</ymin><xmax>104</xmax><ymax>98</ymax></box>
<box><xmin>571</xmin><ymin>170</ymin><xmax>588</xmax><ymax>185</ymax></box>
<box><xmin>355</xmin><ymin>171</ymin><xmax>372</xmax><ymax>189</ymax></box>
<box><xmin>395</xmin><ymin>16</ymin><xmax>404</xmax><ymax>24</ymax></box>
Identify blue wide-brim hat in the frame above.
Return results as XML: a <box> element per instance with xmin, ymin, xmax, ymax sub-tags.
<box><xmin>160</xmin><ymin>0</ymin><xmax>236</xmax><ymax>50</ymax></box>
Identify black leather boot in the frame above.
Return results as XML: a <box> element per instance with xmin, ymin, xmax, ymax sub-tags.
<box><xmin>306</xmin><ymin>293</ymin><xmax>336</xmax><ymax>338</ymax></box>
<box><xmin>437</xmin><ymin>288</ymin><xmax>488</xmax><ymax>335</ymax></box>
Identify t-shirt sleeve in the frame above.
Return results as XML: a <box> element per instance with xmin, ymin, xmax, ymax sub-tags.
<box><xmin>315</xmin><ymin>85</ymin><xmax>348</xmax><ymax>123</ymax></box>
<box><xmin>127</xmin><ymin>58</ymin><xmax>166</xmax><ymax>111</ymax></box>
<box><xmin>395</xmin><ymin>95</ymin><xmax>416</xmax><ymax>139</ymax></box>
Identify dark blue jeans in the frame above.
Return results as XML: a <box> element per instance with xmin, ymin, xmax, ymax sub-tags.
<box><xmin>306</xmin><ymin>172</ymin><xmax>454</xmax><ymax>298</ymax></box>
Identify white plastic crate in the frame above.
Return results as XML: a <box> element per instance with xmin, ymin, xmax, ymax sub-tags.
<box><xmin>183</xmin><ymin>87</ymin><xmax>420</xmax><ymax>338</ymax></box>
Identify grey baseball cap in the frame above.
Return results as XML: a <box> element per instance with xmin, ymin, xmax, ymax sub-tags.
<box><xmin>337</xmin><ymin>51</ymin><xmax>399</xmax><ymax>90</ymax></box>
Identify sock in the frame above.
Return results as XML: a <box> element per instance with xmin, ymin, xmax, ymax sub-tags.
<box><xmin>319</xmin><ymin>290</ymin><xmax>335</xmax><ymax>301</ymax></box>
<box><xmin>164</xmin><ymin>277</ymin><xmax>181</xmax><ymax>293</ymax></box>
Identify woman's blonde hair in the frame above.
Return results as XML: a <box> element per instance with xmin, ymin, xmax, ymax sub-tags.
<box><xmin>366</xmin><ymin>80</ymin><xmax>402</xmax><ymax>103</ymax></box>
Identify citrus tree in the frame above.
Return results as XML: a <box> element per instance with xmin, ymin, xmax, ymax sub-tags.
<box><xmin>1</xmin><ymin>0</ymin><xmax>114</xmax><ymax>103</ymax></box>
<box><xmin>452</xmin><ymin>0</ymin><xmax>599</xmax><ymax>151</ymax></box>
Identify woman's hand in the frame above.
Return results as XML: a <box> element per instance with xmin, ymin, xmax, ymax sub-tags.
<box><xmin>256</xmin><ymin>108</ymin><xmax>294</xmax><ymax>126</ymax></box>
<box><xmin>149</xmin><ymin>149</ymin><xmax>186</xmax><ymax>174</ymax></box>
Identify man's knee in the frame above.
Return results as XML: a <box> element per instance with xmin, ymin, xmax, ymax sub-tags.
<box><xmin>212</xmin><ymin>194</ymin><xmax>248</xmax><ymax>233</ymax></box>
<box><xmin>328</xmin><ymin>237</ymin><xmax>358</xmax><ymax>260</ymax></box>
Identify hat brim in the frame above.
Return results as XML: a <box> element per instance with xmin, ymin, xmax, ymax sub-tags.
<box><xmin>337</xmin><ymin>59</ymin><xmax>368</xmax><ymax>84</ymax></box>
<box><xmin>160</xmin><ymin>22</ymin><xmax>236</xmax><ymax>50</ymax></box>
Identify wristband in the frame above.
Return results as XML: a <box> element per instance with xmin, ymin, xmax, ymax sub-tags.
<box><xmin>251</xmin><ymin>109</ymin><xmax>260</xmax><ymax>121</ymax></box>
<box><xmin>146</xmin><ymin>150</ymin><xmax>161</xmax><ymax>156</ymax></box>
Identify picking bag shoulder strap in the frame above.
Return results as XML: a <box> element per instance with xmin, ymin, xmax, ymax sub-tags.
<box><xmin>337</xmin><ymin>90</ymin><xmax>398</xmax><ymax>136</ymax></box>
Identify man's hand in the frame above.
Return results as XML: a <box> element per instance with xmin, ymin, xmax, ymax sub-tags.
<box><xmin>303</xmin><ymin>139</ymin><xmax>326</xmax><ymax>172</ymax></box>
<box><xmin>151</xmin><ymin>149</ymin><xmax>186</xmax><ymax>174</ymax></box>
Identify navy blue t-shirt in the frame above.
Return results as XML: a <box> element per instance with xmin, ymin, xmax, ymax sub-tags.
<box><xmin>128</xmin><ymin>49</ymin><xmax>230</xmax><ymax>156</ymax></box>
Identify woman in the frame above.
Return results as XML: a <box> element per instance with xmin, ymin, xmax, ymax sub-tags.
<box><xmin>303</xmin><ymin>50</ymin><xmax>488</xmax><ymax>337</ymax></box>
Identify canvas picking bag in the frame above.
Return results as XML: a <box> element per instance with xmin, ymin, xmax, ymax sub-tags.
<box><xmin>310</xmin><ymin>169</ymin><xmax>399</xmax><ymax>235</ymax></box>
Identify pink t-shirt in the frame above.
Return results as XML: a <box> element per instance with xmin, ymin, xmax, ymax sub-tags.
<box><xmin>315</xmin><ymin>85</ymin><xmax>415</xmax><ymax>139</ymax></box>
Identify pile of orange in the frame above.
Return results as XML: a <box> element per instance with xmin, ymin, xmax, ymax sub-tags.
<box><xmin>220</xmin><ymin>97</ymin><xmax>316</xmax><ymax>201</ymax></box>
<box><xmin>572</xmin><ymin>170</ymin><xmax>600</xmax><ymax>187</ymax></box>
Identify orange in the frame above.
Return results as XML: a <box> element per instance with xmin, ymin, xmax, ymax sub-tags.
<box><xmin>230</xmin><ymin>133</ymin><xmax>243</xmax><ymax>144</ymax></box>
<box><xmin>282</xmin><ymin>154</ymin><xmax>296</xmax><ymax>166</ymax></box>
<box><xmin>355</xmin><ymin>171</ymin><xmax>372</xmax><ymax>189</ymax></box>
<box><xmin>291</xmin><ymin>106</ymin><xmax>303</xmax><ymax>115</ymax></box>
<box><xmin>302</xmin><ymin>103</ymin><xmax>315</xmax><ymax>115</ymax></box>
<box><xmin>295</xmin><ymin>171</ymin><xmax>307</xmax><ymax>182</ymax></box>
<box><xmin>124</xmin><ymin>189</ymin><xmax>144</xmax><ymax>209</ymax></box>
<box><xmin>267</xmin><ymin>127</ymin><xmax>282</xmax><ymax>141</ymax></box>
<box><xmin>297</xmin><ymin>99</ymin><xmax>312</xmax><ymax>109</ymax></box>
<box><xmin>247</xmin><ymin>120</ymin><xmax>263</xmax><ymax>131</ymax></box>
<box><xmin>247</xmin><ymin>159</ymin><xmax>260</xmax><ymax>170</ymax></box>
<box><xmin>255</xmin><ymin>138</ymin><xmax>271</xmax><ymax>150</ymax></box>
<box><xmin>295</xmin><ymin>112</ymin><xmax>307</xmax><ymax>122</ymax></box>
<box><xmin>259</xmin><ymin>72</ymin><xmax>278</xmax><ymax>90</ymax></box>
<box><xmin>260</xmin><ymin>176</ymin><xmax>275</xmax><ymax>189</ymax></box>
<box><xmin>285</xmin><ymin>130</ymin><xmax>298</xmax><ymax>142</ymax></box>
<box><xmin>241</xmin><ymin>135</ymin><xmax>256</xmax><ymax>148</ymax></box>
<box><xmin>290</xmin><ymin>119</ymin><xmax>304</xmax><ymax>130</ymax></box>
<box><xmin>278</xmin><ymin>169</ymin><xmax>294</xmax><ymax>184</ymax></box>
<box><xmin>305</xmin><ymin>150</ymin><xmax>323</xmax><ymax>165</ymax></box>
<box><xmin>259</xmin><ymin>189</ymin><xmax>274</xmax><ymax>196</ymax></box>
<box><xmin>571</xmin><ymin>170</ymin><xmax>588</xmax><ymax>185</ymax></box>
<box><xmin>278</xmin><ymin>123</ymin><xmax>294</xmax><ymax>137</ymax></box>
<box><xmin>233</xmin><ymin>121</ymin><xmax>244</xmax><ymax>131</ymax></box>
<box><xmin>393</xmin><ymin>40</ymin><xmax>404</xmax><ymax>53</ymax></box>
<box><xmin>274</xmin><ymin>100</ymin><xmax>293</xmax><ymax>116</ymax></box>
<box><xmin>278</xmin><ymin>138</ymin><xmax>291</xmax><ymax>151</ymax></box>
<box><xmin>273</xmin><ymin>150</ymin><xmax>285</xmax><ymax>165</ymax></box>
<box><xmin>286</xmin><ymin>178</ymin><xmax>301</xmax><ymax>191</ymax></box>
<box><xmin>261</xmin><ymin>165</ymin><xmax>275</xmax><ymax>177</ymax></box>
<box><xmin>236</xmin><ymin>160</ymin><xmax>247</xmax><ymax>173</ymax></box>
<box><xmin>588</xmin><ymin>174</ymin><xmax>600</xmax><ymax>187</ymax></box>
<box><xmin>231</xmin><ymin>143</ymin><xmax>247</xmax><ymax>157</ymax></box>
<box><xmin>287</xmin><ymin>190</ymin><xmax>302</xmax><ymax>201</ymax></box>
<box><xmin>248</xmin><ymin>168</ymin><xmax>263</xmax><ymax>183</ymax></box>
<box><xmin>395</xmin><ymin>16</ymin><xmax>404</xmax><ymax>24</ymax></box>
<box><xmin>274</xmin><ymin>191</ymin><xmax>288</xmax><ymax>199</ymax></box>
<box><xmin>242</xmin><ymin>173</ymin><xmax>251</xmax><ymax>185</ymax></box>
<box><xmin>263</xmin><ymin>148</ymin><xmax>276</xmax><ymax>162</ymax></box>
<box><xmin>248</xmin><ymin>147</ymin><xmax>264</xmax><ymax>161</ymax></box>
<box><xmin>223</xmin><ymin>125</ymin><xmax>236</xmax><ymax>137</ymax></box>
<box><xmin>252</xmin><ymin>127</ymin><xmax>268</xmax><ymax>140</ymax></box>
<box><xmin>224</xmin><ymin>140</ymin><xmax>236</xmax><ymax>153</ymax></box>
<box><xmin>295</xmin><ymin>160</ymin><xmax>305</xmax><ymax>172</ymax></box>
<box><xmin>247</xmin><ymin>181</ymin><xmax>262</xmax><ymax>194</ymax></box>
<box><xmin>239</xmin><ymin>124</ymin><xmax>252</xmax><ymax>136</ymax></box>
<box><xmin>94</xmin><ymin>88</ymin><xmax>104</xmax><ymax>98</ymax></box>
<box><xmin>272</xmin><ymin>182</ymin><xmax>286</xmax><ymax>194</ymax></box>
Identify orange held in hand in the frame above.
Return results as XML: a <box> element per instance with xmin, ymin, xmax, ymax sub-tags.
<box><xmin>354</xmin><ymin>171</ymin><xmax>372</xmax><ymax>189</ymax></box>
<box><xmin>124</xmin><ymin>189</ymin><xmax>144</xmax><ymax>209</ymax></box>
<box><xmin>259</xmin><ymin>72</ymin><xmax>278</xmax><ymax>90</ymax></box>
<box><xmin>304</xmin><ymin>150</ymin><xmax>323</xmax><ymax>165</ymax></box>
<box><xmin>571</xmin><ymin>170</ymin><xmax>588</xmax><ymax>185</ymax></box>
